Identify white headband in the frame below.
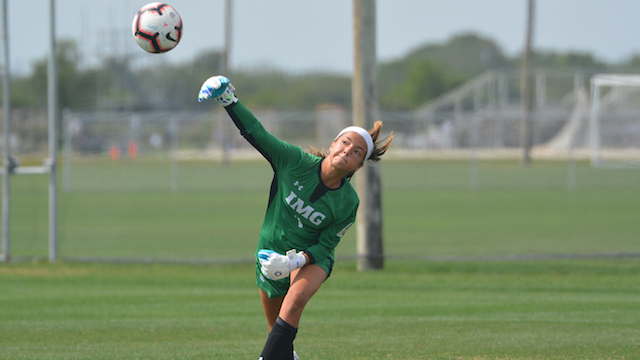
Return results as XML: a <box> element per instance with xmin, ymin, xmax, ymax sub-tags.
<box><xmin>335</xmin><ymin>126</ymin><xmax>374</xmax><ymax>161</ymax></box>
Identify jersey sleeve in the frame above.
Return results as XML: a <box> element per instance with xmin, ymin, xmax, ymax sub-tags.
<box><xmin>225</xmin><ymin>101</ymin><xmax>302</xmax><ymax>170</ymax></box>
<box><xmin>304</xmin><ymin>205</ymin><xmax>358</xmax><ymax>264</ymax></box>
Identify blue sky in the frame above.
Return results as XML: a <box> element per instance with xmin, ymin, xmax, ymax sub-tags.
<box><xmin>4</xmin><ymin>0</ymin><xmax>640</xmax><ymax>75</ymax></box>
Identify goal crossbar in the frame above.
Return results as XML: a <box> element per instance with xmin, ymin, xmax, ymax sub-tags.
<box><xmin>590</xmin><ymin>74</ymin><xmax>640</xmax><ymax>168</ymax></box>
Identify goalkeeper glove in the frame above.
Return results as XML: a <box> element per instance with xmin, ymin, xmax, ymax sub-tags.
<box><xmin>258</xmin><ymin>249</ymin><xmax>307</xmax><ymax>281</ymax></box>
<box><xmin>198</xmin><ymin>75</ymin><xmax>237</xmax><ymax>106</ymax></box>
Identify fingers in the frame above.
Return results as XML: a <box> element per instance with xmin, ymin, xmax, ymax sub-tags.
<box><xmin>258</xmin><ymin>249</ymin><xmax>292</xmax><ymax>280</ymax></box>
<box><xmin>197</xmin><ymin>76</ymin><xmax>229</xmax><ymax>102</ymax></box>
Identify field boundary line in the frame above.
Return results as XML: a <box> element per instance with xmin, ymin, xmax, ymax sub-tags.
<box><xmin>351</xmin><ymin>252</ymin><xmax>640</xmax><ymax>262</ymax></box>
<box><xmin>4</xmin><ymin>252</ymin><xmax>640</xmax><ymax>264</ymax></box>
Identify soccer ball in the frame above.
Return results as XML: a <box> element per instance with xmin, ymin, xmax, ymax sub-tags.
<box><xmin>132</xmin><ymin>2</ymin><xmax>183</xmax><ymax>53</ymax></box>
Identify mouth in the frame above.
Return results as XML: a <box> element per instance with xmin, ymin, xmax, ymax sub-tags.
<box><xmin>334</xmin><ymin>155</ymin><xmax>347</xmax><ymax>164</ymax></box>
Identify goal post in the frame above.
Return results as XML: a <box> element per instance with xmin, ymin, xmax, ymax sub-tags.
<box><xmin>1</xmin><ymin>0</ymin><xmax>9</xmax><ymax>262</ymax></box>
<box><xmin>590</xmin><ymin>74</ymin><xmax>640</xmax><ymax>168</ymax></box>
<box><xmin>1</xmin><ymin>0</ymin><xmax>59</xmax><ymax>262</ymax></box>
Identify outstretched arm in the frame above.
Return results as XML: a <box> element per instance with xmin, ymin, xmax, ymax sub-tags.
<box><xmin>198</xmin><ymin>75</ymin><xmax>305</xmax><ymax>170</ymax></box>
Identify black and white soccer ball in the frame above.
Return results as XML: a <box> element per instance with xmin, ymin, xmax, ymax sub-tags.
<box><xmin>132</xmin><ymin>2</ymin><xmax>183</xmax><ymax>53</ymax></box>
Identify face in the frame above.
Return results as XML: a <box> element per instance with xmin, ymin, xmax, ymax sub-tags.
<box><xmin>328</xmin><ymin>132</ymin><xmax>367</xmax><ymax>173</ymax></box>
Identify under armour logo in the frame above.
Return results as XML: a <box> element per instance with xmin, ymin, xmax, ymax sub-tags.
<box><xmin>293</xmin><ymin>181</ymin><xmax>304</xmax><ymax>191</ymax></box>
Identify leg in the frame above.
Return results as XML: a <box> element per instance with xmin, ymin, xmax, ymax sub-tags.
<box><xmin>279</xmin><ymin>264</ymin><xmax>327</xmax><ymax>328</ymax></box>
<box><xmin>259</xmin><ymin>265</ymin><xmax>327</xmax><ymax>359</ymax></box>
<box><xmin>260</xmin><ymin>289</ymin><xmax>284</xmax><ymax>331</ymax></box>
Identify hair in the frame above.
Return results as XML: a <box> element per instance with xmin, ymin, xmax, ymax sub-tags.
<box><xmin>366</xmin><ymin>121</ymin><xmax>394</xmax><ymax>163</ymax></box>
<box><xmin>307</xmin><ymin>121</ymin><xmax>394</xmax><ymax>178</ymax></box>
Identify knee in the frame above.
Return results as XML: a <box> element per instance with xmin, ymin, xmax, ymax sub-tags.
<box><xmin>283</xmin><ymin>290</ymin><xmax>310</xmax><ymax>314</ymax></box>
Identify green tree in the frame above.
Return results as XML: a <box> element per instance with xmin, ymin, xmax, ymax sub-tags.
<box><xmin>11</xmin><ymin>39</ymin><xmax>100</xmax><ymax>111</ymax></box>
<box><xmin>380</xmin><ymin>59</ymin><xmax>465</xmax><ymax>111</ymax></box>
<box><xmin>626</xmin><ymin>54</ymin><xmax>640</xmax><ymax>70</ymax></box>
<box><xmin>6</xmin><ymin>33</ymin><xmax>637</xmax><ymax>114</ymax></box>
<box><xmin>527</xmin><ymin>50</ymin><xmax>608</xmax><ymax>71</ymax></box>
<box><xmin>378</xmin><ymin>33</ymin><xmax>506</xmax><ymax>110</ymax></box>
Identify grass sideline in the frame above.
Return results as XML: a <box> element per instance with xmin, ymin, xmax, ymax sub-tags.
<box><xmin>1</xmin><ymin>259</ymin><xmax>639</xmax><ymax>359</ymax></box>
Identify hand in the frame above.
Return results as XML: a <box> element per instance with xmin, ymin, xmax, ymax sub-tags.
<box><xmin>198</xmin><ymin>75</ymin><xmax>237</xmax><ymax>106</ymax></box>
<box><xmin>258</xmin><ymin>249</ymin><xmax>307</xmax><ymax>280</ymax></box>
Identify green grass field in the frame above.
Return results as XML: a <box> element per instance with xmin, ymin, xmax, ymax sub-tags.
<box><xmin>1</xmin><ymin>259</ymin><xmax>639</xmax><ymax>359</ymax></box>
<box><xmin>2</xmin><ymin>159</ymin><xmax>639</xmax><ymax>359</ymax></box>
<box><xmin>6</xmin><ymin>159</ymin><xmax>640</xmax><ymax>260</ymax></box>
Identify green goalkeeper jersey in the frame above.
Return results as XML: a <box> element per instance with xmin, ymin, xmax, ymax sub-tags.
<box><xmin>226</xmin><ymin>101</ymin><xmax>359</xmax><ymax>265</ymax></box>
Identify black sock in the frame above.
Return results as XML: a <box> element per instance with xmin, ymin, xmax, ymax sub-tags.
<box><xmin>259</xmin><ymin>317</ymin><xmax>297</xmax><ymax>360</ymax></box>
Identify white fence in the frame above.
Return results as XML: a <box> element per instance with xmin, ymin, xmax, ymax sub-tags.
<box><xmin>2</xmin><ymin>70</ymin><xmax>638</xmax><ymax>192</ymax></box>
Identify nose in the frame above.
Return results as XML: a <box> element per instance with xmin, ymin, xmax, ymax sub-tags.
<box><xmin>342</xmin><ymin>144</ymin><xmax>353</xmax><ymax>155</ymax></box>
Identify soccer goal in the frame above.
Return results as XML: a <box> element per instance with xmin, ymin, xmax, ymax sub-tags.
<box><xmin>590</xmin><ymin>74</ymin><xmax>640</xmax><ymax>168</ymax></box>
<box><xmin>1</xmin><ymin>0</ymin><xmax>59</xmax><ymax>262</ymax></box>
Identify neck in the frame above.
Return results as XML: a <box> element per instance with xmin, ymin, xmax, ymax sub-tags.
<box><xmin>320</xmin><ymin>158</ymin><xmax>347</xmax><ymax>189</ymax></box>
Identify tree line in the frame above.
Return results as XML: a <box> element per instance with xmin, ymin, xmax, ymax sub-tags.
<box><xmin>4</xmin><ymin>33</ymin><xmax>640</xmax><ymax>113</ymax></box>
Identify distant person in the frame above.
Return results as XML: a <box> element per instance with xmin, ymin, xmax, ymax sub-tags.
<box><xmin>198</xmin><ymin>76</ymin><xmax>392</xmax><ymax>360</ymax></box>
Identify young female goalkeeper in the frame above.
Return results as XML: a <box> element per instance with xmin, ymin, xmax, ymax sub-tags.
<box><xmin>198</xmin><ymin>76</ymin><xmax>393</xmax><ymax>360</ymax></box>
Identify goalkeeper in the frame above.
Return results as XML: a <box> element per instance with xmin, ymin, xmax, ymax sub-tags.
<box><xmin>199</xmin><ymin>76</ymin><xmax>392</xmax><ymax>360</ymax></box>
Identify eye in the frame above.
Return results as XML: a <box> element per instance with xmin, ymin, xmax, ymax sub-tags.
<box><xmin>355</xmin><ymin>150</ymin><xmax>361</xmax><ymax>156</ymax></box>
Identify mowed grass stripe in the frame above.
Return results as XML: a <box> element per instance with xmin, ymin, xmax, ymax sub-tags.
<box><xmin>1</xmin><ymin>260</ymin><xmax>639</xmax><ymax>359</ymax></box>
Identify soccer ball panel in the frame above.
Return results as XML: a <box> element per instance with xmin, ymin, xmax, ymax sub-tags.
<box><xmin>132</xmin><ymin>2</ymin><xmax>182</xmax><ymax>53</ymax></box>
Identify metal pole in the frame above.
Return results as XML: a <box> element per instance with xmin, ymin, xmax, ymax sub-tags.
<box><xmin>568</xmin><ymin>72</ymin><xmax>583</xmax><ymax>190</ymax></box>
<box><xmin>217</xmin><ymin>0</ymin><xmax>232</xmax><ymax>166</ymax></box>
<box><xmin>470</xmin><ymin>87</ymin><xmax>480</xmax><ymax>190</ymax></box>
<box><xmin>48</xmin><ymin>0</ymin><xmax>58</xmax><ymax>262</ymax></box>
<box><xmin>222</xmin><ymin>0</ymin><xmax>232</xmax><ymax>74</ymax></box>
<box><xmin>589</xmin><ymin>79</ymin><xmax>601</xmax><ymax>167</ymax></box>
<box><xmin>62</xmin><ymin>109</ymin><xmax>70</xmax><ymax>192</ymax></box>
<box><xmin>353</xmin><ymin>0</ymin><xmax>383</xmax><ymax>270</ymax></box>
<box><xmin>1</xmin><ymin>0</ymin><xmax>10</xmax><ymax>262</ymax></box>
<box><xmin>170</xmin><ymin>116</ymin><xmax>178</xmax><ymax>191</ymax></box>
<box><xmin>520</xmin><ymin>0</ymin><xmax>535</xmax><ymax>166</ymax></box>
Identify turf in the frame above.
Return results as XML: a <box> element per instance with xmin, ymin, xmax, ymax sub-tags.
<box><xmin>1</xmin><ymin>259</ymin><xmax>639</xmax><ymax>359</ymax></box>
<box><xmin>2</xmin><ymin>159</ymin><xmax>639</xmax><ymax>359</ymax></box>
<box><xmin>6</xmin><ymin>160</ymin><xmax>640</xmax><ymax>260</ymax></box>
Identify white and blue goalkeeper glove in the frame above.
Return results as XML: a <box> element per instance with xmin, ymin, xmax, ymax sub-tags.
<box><xmin>198</xmin><ymin>75</ymin><xmax>237</xmax><ymax>106</ymax></box>
<box><xmin>258</xmin><ymin>249</ymin><xmax>307</xmax><ymax>280</ymax></box>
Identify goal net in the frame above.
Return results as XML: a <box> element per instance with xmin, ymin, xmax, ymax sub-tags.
<box><xmin>590</xmin><ymin>74</ymin><xmax>640</xmax><ymax>168</ymax></box>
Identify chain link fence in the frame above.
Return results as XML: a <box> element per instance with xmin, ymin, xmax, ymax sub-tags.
<box><xmin>2</xmin><ymin>70</ymin><xmax>639</xmax><ymax>262</ymax></box>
